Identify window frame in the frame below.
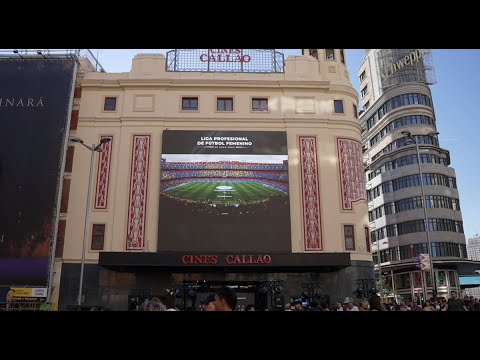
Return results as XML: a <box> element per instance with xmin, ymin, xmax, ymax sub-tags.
<box><xmin>91</xmin><ymin>223</ymin><xmax>106</xmax><ymax>251</ymax></box>
<box><xmin>359</xmin><ymin>70</ymin><xmax>366</xmax><ymax>83</ymax></box>
<box><xmin>339</xmin><ymin>49</ymin><xmax>345</xmax><ymax>64</ymax></box>
<box><xmin>309</xmin><ymin>49</ymin><xmax>319</xmax><ymax>59</ymax></box>
<box><xmin>325</xmin><ymin>49</ymin><xmax>336</xmax><ymax>61</ymax></box>
<box><xmin>344</xmin><ymin>224</ymin><xmax>356</xmax><ymax>251</ymax></box>
<box><xmin>365</xmin><ymin>226</ymin><xmax>371</xmax><ymax>253</ymax></box>
<box><xmin>216</xmin><ymin>97</ymin><xmax>234</xmax><ymax>112</ymax></box>
<box><xmin>361</xmin><ymin>85</ymin><xmax>368</xmax><ymax>98</ymax></box>
<box><xmin>333</xmin><ymin>99</ymin><xmax>344</xmax><ymax>114</ymax></box>
<box><xmin>251</xmin><ymin>97</ymin><xmax>269</xmax><ymax>112</ymax></box>
<box><xmin>181</xmin><ymin>96</ymin><xmax>199</xmax><ymax>111</ymax></box>
<box><xmin>103</xmin><ymin>96</ymin><xmax>117</xmax><ymax>112</ymax></box>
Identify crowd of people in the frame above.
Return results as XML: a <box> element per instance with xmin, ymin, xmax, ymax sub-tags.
<box><xmin>161</xmin><ymin>177</ymin><xmax>288</xmax><ymax>193</ymax></box>
<box><xmin>132</xmin><ymin>287</ymin><xmax>240</xmax><ymax>311</ymax></box>
<box><xmin>161</xmin><ymin>160</ymin><xmax>288</xmax><ymax>171</ymax></box>
<box><xmin>326</xmin><ymin>291</ymin><xmax>478</xmax><ymax>311</ymax></box>
<box><xmin>160</xmin><ymin>160</ymin><xmax>289</xmax><ymax>194</ymax></box>
<box><xmin>111</xmin><ymin>289</ymin><xmax>480</xmax><ymax>312</ymax></box>
<box><xmin>162</xmin><ymin>169</ymin><xmax>288</xmax><ymax>182</ymax></box>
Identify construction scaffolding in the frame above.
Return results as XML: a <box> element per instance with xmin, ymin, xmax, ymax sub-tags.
<box><xmin>375</xmin><ymin>49</ymin><xmax>436</xmax><ymax>89</ymax></box>
<box><xmin>0</xmin><ymin>49</ymin><xmax>105</xmax><ymax>72</ymax></box>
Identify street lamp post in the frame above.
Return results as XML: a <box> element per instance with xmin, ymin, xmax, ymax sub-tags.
<box><xmin>377</xmin><ymin>239</ymin><xmax>383</xmax><ymax>299</ymax></box>
<box><xmin>401</xmin><ymin>130</ymin><xmax>438</xmax><ymax>300</ymax></box>
<box><xmin>70</xmin><ymin>136</ymin><xmax>111</xmax><ymax>308</ymax></box>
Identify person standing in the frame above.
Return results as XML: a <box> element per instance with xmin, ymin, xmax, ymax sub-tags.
<box><xmin>358</xmin><ymin>299</ymin><xmax>369</xmax><ymax>311</ymax></box>
<box><xmin>213</xmin><ymin>286</ymin><xmax>237</xmax><ymax>311</ymax></box>
<box><xmin>443</xmin><ymin>291</ymin><xmax>468</xmax><ymax>311</ymax></box>
<box><xmin>369</xmin><ymin>295</ymin><xmax>385</xmax><ymax>311</ymax></box>
<box><xmin>200</xmin><ymin>294</ymin><xmax>216</xmax><ymax>311</ymax></box>
<box><xmin>343</xmin><ymin>297</ymin><xmax>359</xmax><ymax>311</ymax></box>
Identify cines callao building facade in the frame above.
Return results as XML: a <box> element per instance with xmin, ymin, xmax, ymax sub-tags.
<box><xmin>1</xmin><ymin>49</ymin><xmax>374</xmax><ymax>310</ymax></box>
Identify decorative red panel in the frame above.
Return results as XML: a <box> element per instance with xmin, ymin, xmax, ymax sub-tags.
<box><xmin>337</xmin><ymin>138</ymin><xmax>367</xmax><ymax>210</ymax></box>
<box><xmin>126</xmin><ymin>135</ymin><xmax>150</xmax><ymax>250</ymax></box>
<box><xmin>299</xmin><ymin>136</ymin><xmax>322</xmax><ymax>251</ymax></box>
<box><xmin>74</xmin><ymin>86</ymin><xmax>82</xmax><ymax>99</ymax></box>
<box><xmin>70</xmin><ymin>110</ymin><xmax>78</xmax><ymax>130</ymax></box>
<box><xmin>94</xmin><ymin>136</ymin><xmax>113</xmax><ymax>209</ymax></box>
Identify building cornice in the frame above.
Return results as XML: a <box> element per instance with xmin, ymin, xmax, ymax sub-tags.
<box><xmin>82</xmin><ymin>78</ymin><xmax>330</xmax><ymax>88</ymax></box>
<box><xmin>77</xmin><ymin>116</ymin><xmax>362</xmax><ymax>131</ymax></box>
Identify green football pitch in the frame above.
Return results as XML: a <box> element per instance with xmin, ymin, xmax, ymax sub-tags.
<box><xmin>163</xmin><ymin>181</ymin><xmax>284</xmax><ymax>205</ymax></box>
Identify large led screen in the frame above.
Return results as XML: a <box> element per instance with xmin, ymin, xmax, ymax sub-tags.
<box><xmin>0</xmin><ymin>59</ymin><xmax>75</xmax><ymax>286</ymax></box>
<box><xmin>158</xmin><ymin>131</ymin><xmax>291</xmax><ymax>252</ymax></box>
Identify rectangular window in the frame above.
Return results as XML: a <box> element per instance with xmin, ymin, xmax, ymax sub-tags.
<box><xmin>449</xmin><ymin>271</ymin><xmax>457</xmax><ymax>287</ymax></box>
<box><xmin>344</xmin><ymin>225</ymin><xmax>355</xmax><ymax>250</ymax></box>
<box><xmin>340</xmin><ymin>49</ymin><xmax>345</xmax><ymax>64</ymax></box>
<box><xmin>91</xmin><ymin>224</ymin><xmax>105</xmax><ymax>251</ymax></box>
<box><xmin>104</xmin><ymin>97</ymin><xmax>117</xmax><ymax>111</ymax></box>
<box><xmin>365</xmin><ymin>227</ymin><xmax>370</xmax><ymax>252</ymax></box>
<box><xmin>182</xmin><ymin>97</ymin><xmax>198</xmax><ymax>110</ymax></box>
<box><xmin>309</xmin><ymin>49</ymin><xmax>318</xmax><ymax>59</ymax></box>
<box><xmin>217</xmin><ymin>97</ymin><xmax>233</xmax><ymax>111</ymax></box>
<box><xmin>325</xmin><ymin>49</ymin><xmax>335</xmax><ymax>61</ymax></box>
<box><xmin>413</xmin><ymin>271</ymin><xmax>423</xmax><ymax>287</ymax></box>
<box><xmin>252</xmin><ymin>98</ymin><xmax>268</xmax><ymax>112</ymax></box>
<box><xmin>364</xmin><ymin>101</ymin><xmax>370</xmax><ymax>110</ymax></box>
<box><xmin>353</xmin><ymin>104</ymin><xmax>358</xmax><ymax>119</ymax></box>
<box><xmin>359</xmin><ymin>70</ymin><xmax>366</xmax><ymax>82</ymax></box>
<box><xmin>334</xmin><ymin>100</ymin><xmax>344</xmax><ymax>114</ymax></box>
<box><xmin>361</xmin><ymin>85</ymin><xmax>368</xmax><ymax>98</ymax></box>
<box><xmin>395</xmin><ymin>273</ymin><xmax>411</xmax><ymax>289</ymax></box>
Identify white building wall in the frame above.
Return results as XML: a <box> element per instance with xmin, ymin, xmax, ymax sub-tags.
<box><xmin>467</xmin><ymin>235</ymin><xmax>480</xmax><ymax>261</ymax></box>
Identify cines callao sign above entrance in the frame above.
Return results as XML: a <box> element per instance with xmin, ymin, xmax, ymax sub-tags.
<box><xmin>181</xmin><ymin>254</ymin><xmax>272</xmax><ymax>265</ymax></box>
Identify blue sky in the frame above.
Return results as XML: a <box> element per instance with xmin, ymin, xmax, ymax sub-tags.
<box><xmin>93</xmin><ymin>49</ymin><xmax>479</xmax><ymax>239</ymax></box>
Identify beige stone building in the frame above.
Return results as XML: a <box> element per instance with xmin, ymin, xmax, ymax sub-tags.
<box><xmin>55</xmin><ymin>49</ymin><xmax>372</xmax><ymax>310</ymax></box>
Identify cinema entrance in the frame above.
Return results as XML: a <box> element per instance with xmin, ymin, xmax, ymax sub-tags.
<box><xmin>173</xmin><ymin>281</ymin><xmax>271</xmax><ymax>311</ymax></box>
<box><xmin>97</xmin><ymin>251</ymin><xmax>370</xmax><ymax>311</ymax></box>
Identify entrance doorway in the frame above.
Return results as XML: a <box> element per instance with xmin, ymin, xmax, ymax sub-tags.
<box><xmin>172</xmin><ymin>281</ymin><xmax>274</xmax><ymax>311</ymax></box>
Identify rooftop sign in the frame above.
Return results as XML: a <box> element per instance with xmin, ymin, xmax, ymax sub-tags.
<box><xmin>380</xmin><ymin>49</ymin><xmax>426</xmax><ymax>80</ymax></box>
<box><xmin>166</xmin><ymin>49</ymin><xmax>284</xmax><ymax>73</ymax></box>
